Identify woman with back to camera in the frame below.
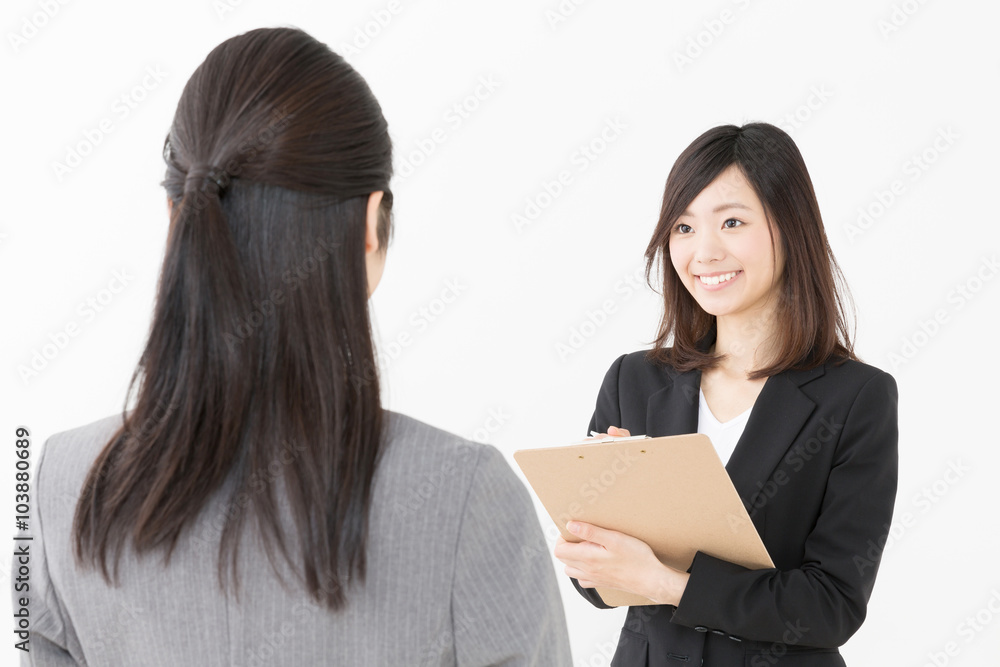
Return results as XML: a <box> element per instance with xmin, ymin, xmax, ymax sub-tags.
<box><xmin>16</xmin><ymin>27</ymin><xmax>571</xmax><ymax>666</ymax></box>
<box><xmin>553</xmin><ymin>123</ymin><xmax>898</xmax><ymax>666</ymax></box>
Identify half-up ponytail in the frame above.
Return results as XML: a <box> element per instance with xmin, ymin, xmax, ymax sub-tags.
<box><xmin>73</xmin><ymin>27</ymin><xmax>393</xmax><ymax>610</ymax></box>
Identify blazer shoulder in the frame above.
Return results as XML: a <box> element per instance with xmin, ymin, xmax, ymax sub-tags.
<box><xmin>817</xmin><ymin>356</ymin><xmax>897</xmax><ymax>390</ymax></box>
<box><xmin>38</xmin><ymin>413</ymin><xmax>125</xmax><ymax>488</ymax></box>
<box><xmin>608</xmin><ymin>348</ymin><xmax>675</xmax><ymax>385</ymax></box>
<box><xmin>45</xmin><ymin>412</ymin><xmax>125</xmax><ymax>451</ymax></box>
<box><xmin>792</xmin><ymin>357</ymin><xmax>898</xmax><ymax>416</ymax></box>
<box><xmin>376</xmin><ymin>412</ymin><xmax>527</xmax><ymax>543</ymax></box>
<box><xmin>383</xmin><ymin>410</ymin><xmax>484</xmax><ymax>461</ymax></box>
<box><xmin>380</xmin><ymin>411</ymin><xmax>492</xmax><ymax>491</ymax></box>
<box><xmin>381</xmin><ymin>410</ymin><xmax>525</xmax><ymax>491</ymax></box>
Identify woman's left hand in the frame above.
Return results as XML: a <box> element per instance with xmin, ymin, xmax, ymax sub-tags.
<box><xmin>553</xmin><ymin>521</ymin><xmax>689</xmax><ymax>606</ymax></box>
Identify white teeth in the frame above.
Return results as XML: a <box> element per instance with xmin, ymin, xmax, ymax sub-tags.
<box><xmin>699</xmin><ymin>271</ymin><xmax>738</xmax><ymax>286</ymax></box>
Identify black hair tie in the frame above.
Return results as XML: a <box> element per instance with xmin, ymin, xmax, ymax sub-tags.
<box><xmin>184</xmin><ymin>165</ymin><xmax>229</xmax><ymax>196</ymax></box>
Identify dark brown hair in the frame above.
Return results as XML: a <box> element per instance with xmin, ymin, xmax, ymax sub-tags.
<box><xmin>644</xmin><ymin>122</ymin><xmax>856</xmax><ymax>378</ymax></box>
<box><xmin>73</xmin><ymin>27</ymin><xmax>393</xmax><ymax>610</ymax></box>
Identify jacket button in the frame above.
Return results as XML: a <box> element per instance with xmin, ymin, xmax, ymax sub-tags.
<box><xmin>710</xmin><ymin>629</ymin><xmax>725</xmax><ymax>636</ymax></box>
<box><xmin>694</xmin><ymin>626</ymin><xmax>708</xmax><ymax>632</ymax></box>
<box><xmin>728</xmin><ymin>635</ymin><xmax>742</xmax><ymax>642</ymax></box>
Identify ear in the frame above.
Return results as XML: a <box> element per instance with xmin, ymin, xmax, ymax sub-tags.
<box><xmin>365</xmin><ymin>190</ymin><xmax>385</xmax><ymax>255</ymax></box>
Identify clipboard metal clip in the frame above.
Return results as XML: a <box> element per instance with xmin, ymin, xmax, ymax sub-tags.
<box><xmin>584</xmin><ymin>432</ymin><xmax>652</xmax><ymax>444</ymax></box>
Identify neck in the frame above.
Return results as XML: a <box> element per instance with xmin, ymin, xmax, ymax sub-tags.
<box><xmin>711</xmin><ymin>306</ymin><xmax>780</xmax><ymax>378</ymax></box>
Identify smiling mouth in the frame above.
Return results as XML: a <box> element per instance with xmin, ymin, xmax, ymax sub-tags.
<box><xmin>698</xmin><ymin>271</ymin><xmax>741</xmax><ymax>286</ymax></box>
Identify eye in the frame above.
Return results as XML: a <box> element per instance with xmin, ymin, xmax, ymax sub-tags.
<box><xmin>673</xmin><ymin>222</ymin><xmax>693</xmax><ymax>234</ymax></box>
<box><xmin>723</xmin><ymin>218</ymin><xmax>745</xmax><ymax>229</ymax></box>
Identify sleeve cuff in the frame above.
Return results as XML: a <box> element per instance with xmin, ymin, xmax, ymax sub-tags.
<box><xmin>671</xmin><ymin>551</ymin><xmax>754</xmax><ymax>628</ymax></box>
<box><xmin>570</xmin><ymin>577</ymin><xmax>616</xmax><ymax>609</ymax></box>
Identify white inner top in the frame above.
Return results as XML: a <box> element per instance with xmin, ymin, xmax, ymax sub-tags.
<box><xmin>697</xmin><ymin>387</ymin><xmax>753</xmax><ymax>465</ymax></box>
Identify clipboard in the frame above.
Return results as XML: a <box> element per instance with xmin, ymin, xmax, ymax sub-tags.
<box><xmin>513</xmin><ymin>433</ymin><xmax>774</xmax><ymax>607</ymax></box>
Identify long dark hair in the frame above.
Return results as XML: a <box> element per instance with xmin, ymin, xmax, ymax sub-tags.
<box><xmin>73</xmin><ymin>27</ymin><xmax>393</xmax><ymax>610</ymax></box>
<box><xmin>644</xmin><ymin>122</ymin><xmax>856</xmax><ymax>379</ymax></box>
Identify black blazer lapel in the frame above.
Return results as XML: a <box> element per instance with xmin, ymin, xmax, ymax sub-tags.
<box><xmin>642</xmin><ymin>329</ymin><xmax>713</xmax><ymax>438</ymax></box>
<box><xmin>644</xmin><ymin>365</ymin><xmax>700</xmax><ymax>437</ymax></box>
<box><xmin>726</xmin><ymin>366</ymin><xmax>823</xmax><ymax>513</ymax></box>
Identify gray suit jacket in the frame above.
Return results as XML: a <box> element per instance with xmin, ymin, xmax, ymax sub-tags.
<box><xmin>14</xmin><ymin>411</ymin><xmax>572</xmax><ymax>666</ymax></box>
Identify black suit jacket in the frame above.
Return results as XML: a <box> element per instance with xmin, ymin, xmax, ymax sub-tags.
<box><xmin>571</xmin><ymin>345</ymin><xmax>898</xmax><ymax>666</ymax></box>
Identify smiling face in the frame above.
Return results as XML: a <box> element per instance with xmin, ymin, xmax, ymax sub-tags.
<box><xmin>668</xmin><ymin>164</ymin><xmax>784</xmax><ymax>323</ymax></box>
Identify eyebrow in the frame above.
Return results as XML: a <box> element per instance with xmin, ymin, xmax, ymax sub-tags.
<box><xmin>678</xmin><ymin>202</ymin><xmax>753</xmax><ymax>217</ymax></box>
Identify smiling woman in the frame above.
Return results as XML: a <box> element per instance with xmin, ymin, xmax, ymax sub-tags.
<box><xmin>555</xmin><ymin>122</ymin><xmax>898</xmax><ymax>667</ymax></box>
<box><xmin>648</xmin><ymin>124</ymin><xmax>855</xmax><ymax>382</ymax></box>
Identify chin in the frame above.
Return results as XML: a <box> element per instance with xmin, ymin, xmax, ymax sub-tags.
<box><xmin>691</xmin><ymin>299</ymin><xmax>730</xmax><ymax>317</ymax></box>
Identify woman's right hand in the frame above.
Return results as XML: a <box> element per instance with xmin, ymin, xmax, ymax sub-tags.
<box><xmin>589</xmin><ymin>426</ymin><xmax>631</xmax><ymax>439</ymax></box>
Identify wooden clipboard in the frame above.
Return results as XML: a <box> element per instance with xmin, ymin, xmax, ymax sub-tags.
<box><xmin>513</xmin><ymin>433</ymin><xmax>773</xmax><ymax>607</ymax></box>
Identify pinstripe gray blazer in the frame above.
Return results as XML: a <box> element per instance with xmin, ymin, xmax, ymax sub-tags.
<box><xmin>14</xmin><ymin>411</ymin><xmax>572</xmax><ymax>666</ymax></box>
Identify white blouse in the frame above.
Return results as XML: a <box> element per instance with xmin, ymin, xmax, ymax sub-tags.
<box><xmin>697</xmin><ymin>387</ymin><xmax>753</xmax><ymax>465</ymax></box>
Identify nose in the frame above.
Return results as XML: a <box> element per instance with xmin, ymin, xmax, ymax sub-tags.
<box><xmin>693</xmin><ymin>228</ymin><xmax>725</xmax><ymax>265</ymax></box>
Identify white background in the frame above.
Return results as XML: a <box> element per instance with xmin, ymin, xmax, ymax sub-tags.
<box><xmin>3</xmin><ymin>0</ymin><xmax>999</xmax><ymax>665</ymax></box>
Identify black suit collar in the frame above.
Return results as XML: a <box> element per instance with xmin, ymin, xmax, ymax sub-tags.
<box><xmin>643</xmin><ymin>328</ymin><xmax>825</xmax><ymax>515</ymax></box>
